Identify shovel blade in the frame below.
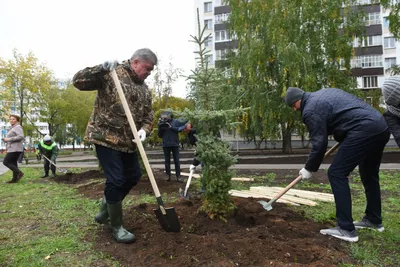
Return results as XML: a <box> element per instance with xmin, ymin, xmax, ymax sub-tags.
<box><xmin>178</xmin><ymin>188</ymin><xmax>190</xmax><ymax>200</ymax></box>
<box><xmin>153</xmin><ymin>206</ymin><xmax>181</xmax><ymax>232</ymax></box>
<box><xmin>258</xmin><ymin>200</ymin><xmax>273</xmax><ymax>211</ymax></box>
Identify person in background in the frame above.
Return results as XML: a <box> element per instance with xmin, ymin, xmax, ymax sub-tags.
<box><xmin>158</xmin><ymin>111</ymin><xmax>187</xmax><ymax>183</ymax></box>
<box><xmin>3</xmin><ymin>115</ymin><xmax>25</xmax><ymax>183</ymax></box>
<box><xmin>381</xmin><ymin>76</ymin><xmax>400</xmax><ymax>148</ymax></box>
<box><xmin>73</xmin><ymin>48</ymin><xmax>157</xmax><ymax>244</ymax></box>
<box><xmin>38</xmin><ymin>135</ymin><xmax>59</xmax><ymax>178</ymax></box>
<box><xmin>285</xmin><ymin>86</ymin><xmax>389</xmax><ymax>243</ymax></box>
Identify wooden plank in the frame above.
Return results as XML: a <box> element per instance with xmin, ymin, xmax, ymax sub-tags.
<box><xmin>250</xmin><ymin>186</ymin><xmax>334</xmax><ymax>202</ymax></box>
<box><xmin>229</xmin><ymin>190</ymin><xmax>300</xmax><ymax>205</ymax></box>
<box><xmin>230</xmin><ymin>189</ymin><xmax>318</xmax><ymax>206</ymax></box>
<box><xmin>229</xmin><ymin>189</ymin><xmax>317</xmax><ymax>207</ymax></box>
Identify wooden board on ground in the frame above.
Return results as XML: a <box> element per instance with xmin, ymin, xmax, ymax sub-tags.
<box><xmin>250</xmin><ymin>186</ymin><xmax>334</xmax><ymax>202</ymax></box>
<box><xmin>229</xmin><ymin>190</ymin><xmax>300</xmax><ymax>206</ymax></box>
<box><xmin>230</xmin><ymin>186</ymin><xmax>334</xmax><ymax>206</ymax></box>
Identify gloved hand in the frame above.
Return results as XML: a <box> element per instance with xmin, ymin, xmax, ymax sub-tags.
<box><xmin>102</xmin><ymin>60</ymin><xmax>118</xmax><ymax>71</ymax></box>
<box><xmin>299</xmin><ymin>168</ymin><xmax>312</xmax><ymax>179</ymax></box>
<box><xmin>189</xmin><ymin>164</ymin><xmax>196</xmax><ymax>171</ymax></box>
<box><xmin>137</xmin><ymin>129</ymin><xmax>146</xmax><ymax>142</ymax></box>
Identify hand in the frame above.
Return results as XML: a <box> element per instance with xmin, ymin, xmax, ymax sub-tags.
<box><xmin>102</xmin><ymin>60</ymin><xmax>118</xmax><ymax>71</ymax></box>
<box><xmin>3</xmin><ymin>138</ymin><xmax>8</xmax><ymax>142</ymax></box>
<box><xmin>189</xmin><ymin>164</ymin><xmax>196</xmax><ymax>171</ymax></box>
<box><xmin>137</xmin><ymin>129</ymin><xmax>146</xmax><ymax>142</ymax></box>
<box><xmin>299</xmin><ymin>168</ymin><xmax>312</xmax><ymax>179</ymax></box>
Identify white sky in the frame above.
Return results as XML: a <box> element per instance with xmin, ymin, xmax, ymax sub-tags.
<box><xmin>0</xmin><ymin>0</ymin><xmax>196</xmax><ymax>98</ymax></box>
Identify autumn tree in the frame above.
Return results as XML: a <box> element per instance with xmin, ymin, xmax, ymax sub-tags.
<box><xmin>0</xmin><ymin>49</ymin><xmax>53</xmax><ymax>129</ymax></box>
<box><xmin>226</xmin><ymin>0</ymin><xmax>366</xmax><ymax>153</ymax></box>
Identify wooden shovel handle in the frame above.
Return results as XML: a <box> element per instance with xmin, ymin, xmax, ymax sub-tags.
<box><xmin>271</xmin><ymin>142</ymin><xmax>340</xmax><ymax>203</ymax></box>
<box><xmin>110</xmin><ymin>70</ymin><xmax>162</xmax><ymax>198</ymax></box>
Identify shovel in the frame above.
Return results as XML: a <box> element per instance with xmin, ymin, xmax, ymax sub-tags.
<box><xmin>179</xmin><ymin>169</ymin><xmax>194</xmax><ymax>200</ymax></box>
<box><xmin>111</xmin><ymin>69</ymin><xmax>181</xmax><ymax>232</ymax></box>
<box><xmin>258</xmin><ymin>142</ymin><xmax>340</xmax><ymax>211</ymax></box>
<box><xmin>41</xmin><ymin>154</ymin><xmax>68</xmax><ymax>173</ymax></box>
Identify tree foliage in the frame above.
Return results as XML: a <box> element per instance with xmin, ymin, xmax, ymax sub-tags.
<box><xmin>226</xmin><ymin>0</ymin><xmax>366</xmax><ymax>152</ymax></box>
<box><xmin>0</xmin><ymin>49</ymin><xmax>53</xmax><ymax>128</ymax></box>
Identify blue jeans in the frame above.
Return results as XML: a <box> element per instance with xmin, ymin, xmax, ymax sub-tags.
<box><xmin>95</xmin><ymin>145</ymin><xmax>141</xmax><ymax>204</ymax></box>
<box><xmin>327</xmin><ymin>129</ymin><xmax>390</xmax><ymax>231</ymax></box>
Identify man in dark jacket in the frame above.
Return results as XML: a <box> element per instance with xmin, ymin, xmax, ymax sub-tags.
<box><xmin>38</xmin><ymin>135</ymin><xmax>59</xmax><ymax>178</ymax></box>
<box><xmin>381</xmin><ymin>76</ymin><xmax>400</xmax><ymax>147</ymax></box>
<box><xmin>285</xmin><ymin>87</ymin><xmax>389</xmax><ymax>242</ymax></box>
<box><xmin>158</xmin><ymin>111</ymin><xmax>187</xmax><ymax>182</ymax></box>
<box><xmin>73</xmin><ymin>48</ymin><xmax>156</xmax><ymax>244</ymax></box>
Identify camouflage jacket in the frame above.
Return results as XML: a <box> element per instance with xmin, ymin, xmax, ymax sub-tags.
<box><xmin>72</xmin><ymin>61</ymin><xmax>154</xmax><ymax>153</ymax></box>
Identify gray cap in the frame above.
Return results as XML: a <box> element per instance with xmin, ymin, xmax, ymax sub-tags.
<box><xmin>382</xmin><ymin>76</ymin><xmax>400</xmax><ymax>107</ymax></box>
<box><xmin>285</xmin><ymin>87</ymin><xmax>305</xmax><ymax>106</ymax></box>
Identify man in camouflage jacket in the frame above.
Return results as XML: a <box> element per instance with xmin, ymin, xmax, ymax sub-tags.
<box><xmin>73</xmin><ymin>48</ymin><xmax>156</xmax><ymax>244</ymax></box>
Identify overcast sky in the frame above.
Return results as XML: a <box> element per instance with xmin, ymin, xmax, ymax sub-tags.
<box><xmin>0</xmin><ymin>0</ymin><xmax>196</xmax><ymax>98</ymax></box>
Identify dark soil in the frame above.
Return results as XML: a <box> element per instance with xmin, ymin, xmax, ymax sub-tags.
<box><xmin>53</xmin><ymin>164</ymin><xmax>356</xmax><ymax>267</ymax></box>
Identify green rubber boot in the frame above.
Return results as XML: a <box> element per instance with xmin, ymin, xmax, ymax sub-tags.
<box><xmin>107</xmin><ymin>202</ymin><xmax>136</xmax><ymax>243</ymax></box>
<box><xmin>94</xmin><ymin>197</ymin><xmax>109</xmax><ymax>224</ymax></box>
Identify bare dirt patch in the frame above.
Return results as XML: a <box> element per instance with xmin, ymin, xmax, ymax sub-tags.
<box><xmin>53</xmin><ymin>165</ymin><xmax>355</xmax><ymax>267</ymax></box>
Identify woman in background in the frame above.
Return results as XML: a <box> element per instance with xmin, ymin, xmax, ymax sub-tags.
<box><xmin>3</xmin><ymin>115</ymin><xmax>25</xmax><ymax>183</ymax></box>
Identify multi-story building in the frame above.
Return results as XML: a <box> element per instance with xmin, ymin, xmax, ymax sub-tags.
<box><xmin>194</xmin><ymin>0</ymin><xmax>400</xmax><ymax>93</ymax></box>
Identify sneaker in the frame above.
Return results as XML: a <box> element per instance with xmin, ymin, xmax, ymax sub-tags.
<box><xmin>353</xmin><ymin>217</ymin><xmax>384</xmax><ymax>232</ymax></box>
<box><xmin>320</xmin><ymin>226</ymin><xmax>359</xmax><ymax>242</ymax></box>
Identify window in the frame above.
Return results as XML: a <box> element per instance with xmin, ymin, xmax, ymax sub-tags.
<box><xmin>204</xmin><ymin>19</ymin><xmax>212</xmax><ymax>30</ymax></box>
<box><xmin>384</xmin><ymin>37</ymin><xmax>396</xmax><ymax>48</ymax></box>
<box><xmin>204</xmin><ymin>2</ymin><xmax>212</xmax><ymax>13</ymax></box>
<box><xmin>206</xmin><ymin>55</ymin><xmax>214</xmax><ymax>65</ymax></box>
<box><xmin>385</xmin><ymin>57</ymin><xmax>396</xmax><ymax>68</ymax></box>
<box><xmin>363</xmin><ymin>76</ymin><xmax>378</xmax><ymax>88</ymax></box>
<box><xmin>365</xmin><ymin>12</ymin><xmax>380</xmax><ymax>26</ymax></box>
<box><xmin>363</xmin><ymin>35</ymin><xmax>382</xmax><ymax>46</ymax></box>
<box><xmin>205</xmin><ymin>36</ymin><xmax>212</xmax><ymax>48</ymax></box>
<box><xmin>215</xmin><ymin>30</ymin><xmax>230</xmax><ymax>42</ymax></box>
<box><xmin>383</xmin><ymin>17</ymin><xmax>390</xmax><ymax>28</ymax></box>
<box><xmin>216</xmin><ymin>49</ymin><xmax>229</xmax><ymax>60</ymax></box>
<box><xmin>215</xmin><ymin>13</ymin><xmax>229</xmax><ymax>24</ymax></box>
<box><xmin>351</xmin><ymin>55</ymin><xmax>383</xmax><ymax>68</ymax></box>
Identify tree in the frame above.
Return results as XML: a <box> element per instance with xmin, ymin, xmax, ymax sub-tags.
<box><xmin>181</xmin><ymin>9</ymin><xmax>249</xmax><ymax>221</ymax></box>
<box><xmin>0</xmin><ymin>49</ymin><xmax>53</xmax><ymax>128</ymax></box>
<box><xmin>226</xmin><ymin>0</ymin><xmax>366</xmax><ymax>153</ymax></box>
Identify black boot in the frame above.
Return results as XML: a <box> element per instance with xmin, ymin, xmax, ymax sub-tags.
<box><xmin>176</xmin><ymin>176</ymin><xmax>184</xmax><ymax>183</ymax></box>
<box><xmin>41</xmin><ymin>173</ymin><xmax>49</xmax><ymax>178</ymax></box>
<box><xmin>107</xmin><ymin>202</ymin><xmax>136</xmax><ymax>243</ymax></box>
<box><xmin>95</xmin><ymin>197</ymin><xmax>109</xmax><ymax>224</ymax></box>
<box><xmin>16</xmin><ymin>171</ymin><xmax>24</xmax><ymax>182</ymax></box>
<box><xmin>6</xmin><ymin>172</ymin><xmax>18</xmax><ymax>183</ymax></box>
<box><xmin>165</xmin><ymin>174</ymin><xmax>171</xmax><ymax>182</ymax></box>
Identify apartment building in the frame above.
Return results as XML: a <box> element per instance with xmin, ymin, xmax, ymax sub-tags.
<box><xmin>194</xmin><ymin>0</ymin><xmax>400</xmax><ymax>91</ymax></box>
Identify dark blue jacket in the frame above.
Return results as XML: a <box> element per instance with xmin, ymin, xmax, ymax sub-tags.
<box><xmin>300</xmin><ymin>88</ymin><xmax>388</xmax><ymax>172</ymax></box>
<box><xmin>383</xmin><ymin>110</ymin><xmax>400</xmax><ymax>147</ymax></box>
<box><xmin>158</xmin><ymin>119</ymin><xmax>187</xmax><ymax>147</ymax></box>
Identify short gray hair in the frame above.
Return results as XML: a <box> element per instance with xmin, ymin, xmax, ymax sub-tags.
<box><xmin>131</xmin><ymin>48</ymin><xmax>158</xmax><ymax>65</ymax></box>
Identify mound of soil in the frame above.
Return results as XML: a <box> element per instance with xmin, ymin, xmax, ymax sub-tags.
<box><xmin>53</xmin><ymin>168</ymin><xmax>354</xmax><ymax>267</ymax></box>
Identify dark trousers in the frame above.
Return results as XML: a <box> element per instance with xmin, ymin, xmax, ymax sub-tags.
<box><xmin>163</xmin><ymin>146</ymin><xmax>180</xmax><ymax>177</ymax></box>
<box><xmin>44</xmin><ymin>157</ymin><xmax>56</xmax><ymax>175</ymax></box>
<box><xmin>95</xmin><ymin>145</ymin><xmax>141</xmax><ymax>204</ymax></box>
<box><xmin>3</xmin><ymin>152</ymin><xmax>22</xmax><ymax>177</ymax></box>
<box><xmin>327</xmin><ymin>129</ymin><xmax>390</xmax><ymax>231</ymax></box>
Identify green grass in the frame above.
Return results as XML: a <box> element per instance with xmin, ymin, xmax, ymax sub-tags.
<box><xmin>292</xmin><ymin>170</ymin><xmax>400</xmax><ymax>266</ymax></box>
<box><xmin>0</xmin><ymin>168</ymin><xmax>119</xmax><ymax>267</ymax></box>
